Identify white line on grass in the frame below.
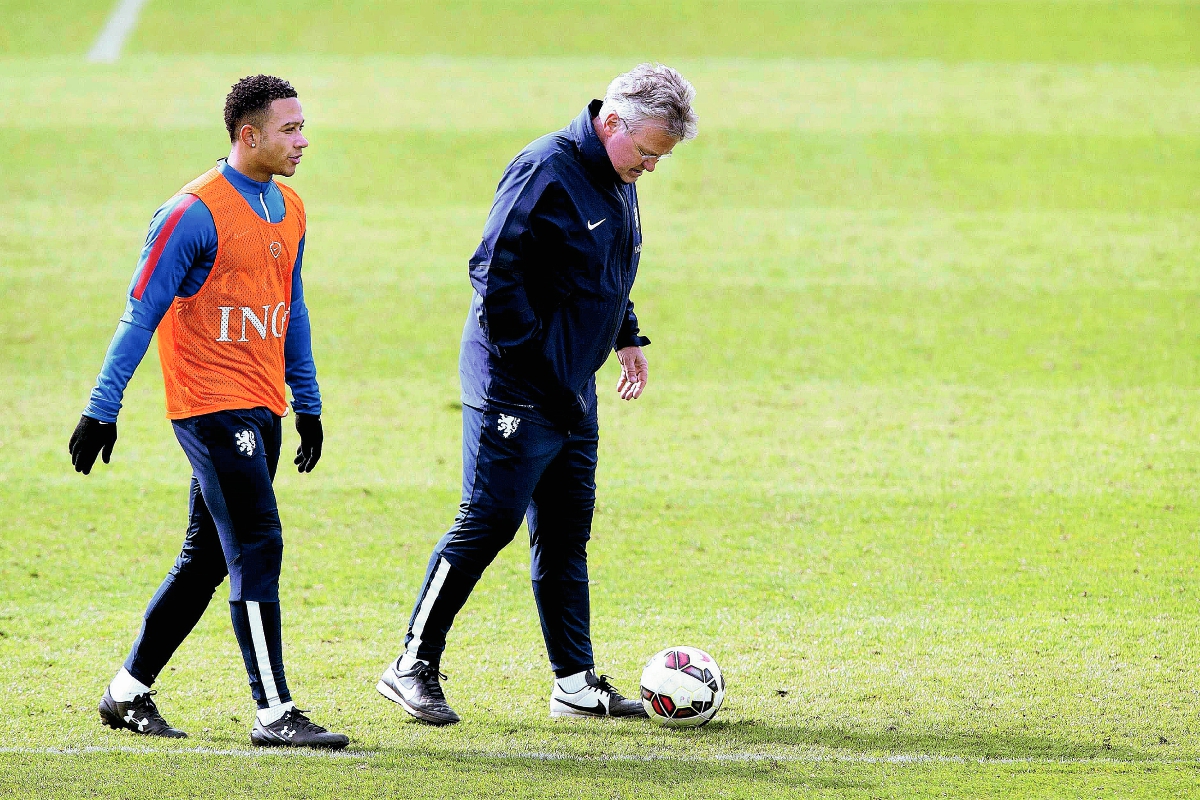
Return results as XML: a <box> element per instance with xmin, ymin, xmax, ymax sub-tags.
<box><xmin>0</xmin><ymin>746</ymin><xmax>370</xmax><ymax>759</ymax></box>
<box><xmin>2</xmin><ymin>746</ymin><xmax>1197</xmax><ymax>767</ymax></box>
<box><xmin>86</xmin><ymin>0</ymin><xmax>151</xmax><ymax>63</ymax></box>
<box><xmin>485</xmin><ymin>751</ymin><xmax>1200</xmax><ymax>768</ymax></box>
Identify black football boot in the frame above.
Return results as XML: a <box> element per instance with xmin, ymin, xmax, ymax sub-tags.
<box><xmin>250</xmin><ymin>707</ymin><xmax>349</xmax><ymax>749</ymax></box>
<box><xmin>376</xmin><ymin>658</ymin><xmax>460</xmax><ymax>725</ymax></box>
<box><xmin>99</xmin><ymin>688</ymin><xmax>188</xmax><ymax>738</ymax></box>
<box><xmin>550</xmin><ymin>671</ymin><xmax>648</xmax><ymax>718</ymax></box>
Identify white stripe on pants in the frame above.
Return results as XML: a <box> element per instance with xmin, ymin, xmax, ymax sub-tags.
<box><xmin>245</xmin><ymin>601</ymin><xmax>280</xmax><ymax>706</ymax></box>
<box><xmin>408</xmin><ymin>558</ymin><xmax>451</xmax><ymax>656</ymax></box>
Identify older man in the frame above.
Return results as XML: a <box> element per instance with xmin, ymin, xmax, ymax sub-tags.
<box><xmin>377</xmin><ymin>64</ymin><xmax>698</xmax><ymax>724</ymax></box>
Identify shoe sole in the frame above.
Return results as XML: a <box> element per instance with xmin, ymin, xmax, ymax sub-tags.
<box><xmin>376</xmin><ymin>676</ymin><xmax>459</xmax><ymax>726</ymax></box>
<box><xmin>549</xmin><ymin>702</ymin><xmax>649</xmax><ymax>719</ymax></box>
<box><xmin>550</xmin><ymin>711</ymin><xmax>648</xmax><ymax>719</ymax></box>
<box><xmin>549</xmin><ymin>698</ymin><xmax>612</xmax><ymax>718</ymax></box>
<box><xmin>250</xmin><ymin>733</ymin><xmax>349</xmax><ymax>750</ymax></box>
<box><xmin>549</xmin><ymin>708</ymin><xmax>649</xmax><ymax>719</ymax></box>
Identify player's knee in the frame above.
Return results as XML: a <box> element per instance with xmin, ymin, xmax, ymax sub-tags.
<box><xmin>170</xmin><ymin>550</ymin><xmax>229</xmax><ymax>589</ymax></box>
<box><xmin>531</xmin><ymin>537</ymin><xmax>589</xmax><ymax>581</ymax></box>
<box><xmin>437</xmin><ymin>521</ymin><xmax>521</xmax><ymax>577</ymax></box>
<box><xmin>531</xmin><ymin>494</ymin><xmax>595</xmax><ymax>533</ymax></box>
<box><xmin>530</xmin><ymin>513</ymin><xmax>593</xmax><ymax>549</ymax></box>
<box><xmin>249</xmin><ymin>526</ymin><xmax>284</xmax><ymax>573</ymax></box>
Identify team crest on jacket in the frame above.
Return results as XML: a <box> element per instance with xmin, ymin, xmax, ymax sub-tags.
<box><xmin>269</xmin><ymin>241</ymin><xmax>282</xmax><ymax>258</ymax></box>
<box><xmin>234</xmin><ymin>429</ymin><xmax>256</xmax><ymax>457</ymax></box>
<box><xmin>497</xmin><ymin>414</ymin><xmax>520</xmax><ymax>439</ymax></box>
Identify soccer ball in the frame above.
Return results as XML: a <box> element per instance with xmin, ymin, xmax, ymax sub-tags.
<box><xmin>639</xmin><ymin>646</ymin><xmax>725</xmax><ymax>727</ymax></box>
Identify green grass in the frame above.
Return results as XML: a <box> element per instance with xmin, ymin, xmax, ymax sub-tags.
<box><xmin>0</xmin><ymin>0</ymin><xmax>113</xmax><ymax>55</ymax></box>
<box><xmin>126</xmin><ymin>0</ymin><xmax>1200</xmax><ymax>64</ymax></box>
<box><xmin>7</xmin><ymin>1</ymin><xmax>1200</xmax><ymax>62</ymax></box>
<box><xmin>3</xmin><ymin>1</ymin><xmax>1200</xmax><ymax>797</ymax></box>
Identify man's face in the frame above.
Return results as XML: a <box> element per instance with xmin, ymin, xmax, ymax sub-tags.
<box><xmin>255</xmin><ymin>98</ymin><xmax>308</xmax><ymax>177</ymax></box>
<box><xmin>600</xmin><ymin>114</ymin><xmax>679</xmax><ymax>184</ymax></box>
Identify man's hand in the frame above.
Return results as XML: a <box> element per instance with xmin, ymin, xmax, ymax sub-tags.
<box><xmin>294</xmin><ymin>413</ymin><xmax>323</xmax><ymax>473</ymax></box>
<box><xmin>616</xmin><ymin>346</ymin><xmax>649</xmax><ymax>400</ymax></box>
<box><xmin>69</xmin><ymin>415</ymin><xmax>117</xmax><ymax>475</ymax></box>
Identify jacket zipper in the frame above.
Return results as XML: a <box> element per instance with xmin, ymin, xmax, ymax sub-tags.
<box><xmin>610</xmin><ymin>185</ymin><xmax>632</xmax><ymax>344</ymax></box>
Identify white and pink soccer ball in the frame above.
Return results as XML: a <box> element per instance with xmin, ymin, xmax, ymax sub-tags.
<box><xmin>639</xmin><ymin>646</ymin><xmax>725</xmax><ymax>727</ymax></box>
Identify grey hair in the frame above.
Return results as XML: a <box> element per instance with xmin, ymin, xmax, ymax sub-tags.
<box><xmin>602</xmin><ymin>63</ymin><xmax>698</xmax><ymax>142</ymax></box>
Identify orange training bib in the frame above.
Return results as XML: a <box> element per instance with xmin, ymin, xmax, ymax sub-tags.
<box><xmin>156</xmin><ymin>168</ymin><xmax>305</xmax><ymax>419</ymax></box>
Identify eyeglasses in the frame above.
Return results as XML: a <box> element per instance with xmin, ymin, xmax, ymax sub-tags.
<box><xmin>620</xmin><ymin>118</ymin><xmax>672</xmax><ymax>163</ymax></box>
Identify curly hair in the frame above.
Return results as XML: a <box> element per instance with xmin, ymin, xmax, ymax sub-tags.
<box><xmin>223</xmin><ymin>75</ymin><xmax>298</xmax><ymax>143</ymax></box>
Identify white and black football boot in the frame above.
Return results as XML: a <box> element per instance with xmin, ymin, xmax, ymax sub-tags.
<box><xmin>98</xmin><ymin>688</ymin><xmax>187</xmax><ymax>738</ymax></box>
<box><xmin>250</xmin><ymin>707</ymin><xmax>349</xmax><ymax>749</ymax></box>
<box><xmin>550</xmin><ymin>671</ymin><xmax>648</xmax><ymax>718</ymax></box>
<box><xmin>376</xmin><ymin>658</ymin><xmax>460</xmax><ymax>725</ymax></box>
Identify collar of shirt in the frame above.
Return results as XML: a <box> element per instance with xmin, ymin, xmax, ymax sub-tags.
<box><xmin>215</xmin><ymin>158</ymin><xmax>284</xmax><ymax>223</ymax></box>
<box><xmin>216</xmin><ymin>158</ymin><xmax>275</xmax><ymax>195</ymax></box>
<box><xmin>571</xmin><ymin>100</ymin><xmax>621</xmax><ymax>186</ymax></box>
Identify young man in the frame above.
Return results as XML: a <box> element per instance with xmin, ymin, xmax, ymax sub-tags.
<box><xmin>377</xmin><ymin>64</ymin><xmax>698</xmax><ymax>724</ymax></box>
<box><xmin>68</xmin><ymin>75</ymin><xmax>347</xmax><ymax>749</ymax></box>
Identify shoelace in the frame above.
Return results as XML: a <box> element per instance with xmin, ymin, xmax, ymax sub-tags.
<box><xmin>279</xmin><ymin>708</ymin><xmax>327</xmax><ymax>734</ymax></box>
<box><xmin>593</xmin><ymin>674</ymin><xmax>626</xmax><ymax>700</ymax></box>
<box><xmin>412</xmin><ymin>664</ymin><xmax>449</xmax><ymax>701</ymax></box>
<box><xmin>130</xmin><ymin>690</ymin><xmax>164</xmax><ymax>716</ymax></box>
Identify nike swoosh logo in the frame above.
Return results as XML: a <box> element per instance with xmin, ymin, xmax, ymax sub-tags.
<box><xmin>587</xmin><ymin>219</ymin><xmax>606</xmax><ymax>231</ymax></box>
<box><xmin>557</xmin><ymin>698</ymin><xmax>606</xmax><ymax>715</ymax></box>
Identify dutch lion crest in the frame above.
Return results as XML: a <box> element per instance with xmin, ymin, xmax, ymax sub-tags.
<box><xmin>497</xmin><ymin>414</ymin><xmax>520</xmax><ymax>439</ymax></box>
<box><xmin>234</xmin><ymin>429</ymin><xmax>256</xmax><ymax>457</ymax></box>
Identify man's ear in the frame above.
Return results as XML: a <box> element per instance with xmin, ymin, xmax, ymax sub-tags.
<box><xmin>239</xmin><ymin>123</ymin><xmax>258</xmax><ymax>148</ymax></box>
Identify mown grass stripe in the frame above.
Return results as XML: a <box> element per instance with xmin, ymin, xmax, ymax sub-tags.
<box><xmin>7</xmin><ymin>56</ymin><xmax>1200</xmax><ymax>135</ymax></box>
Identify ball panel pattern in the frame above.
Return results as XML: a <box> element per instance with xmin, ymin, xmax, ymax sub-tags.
<box><xmin>640</xmin><ymin>646</ymin><xmax>725</xmax><ymax>728</ymax></box>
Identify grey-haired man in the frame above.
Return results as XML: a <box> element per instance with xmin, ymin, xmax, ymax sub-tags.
<box><xmin>377</xmin><ymin>64</ymin><xmax>698</xmax><ymax>724</ymax></box>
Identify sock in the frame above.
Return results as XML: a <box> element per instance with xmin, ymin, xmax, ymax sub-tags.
<box><xmin>256</xmin><ymin>700</ymin><xmax>296</xmax><ymax>726</ymax></box>
<box><xmin>109</xmin><ymin>667</ymin><xmax>152</xmax><ymax>702</ymax></box>
<box><xmin>398</xmin><ymin>652</ymin><xmax>426</xmax><ymax>671</ymax></box>
<box><xmin>556</xmin><ymin>669</ymin><xmax>591</xmax><ymax>693</ymax></box>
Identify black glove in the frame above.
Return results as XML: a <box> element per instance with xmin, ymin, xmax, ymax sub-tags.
<box><xmin>68</xmin><ymin>415</ymin><xmax>117</xmax><ymax>475</ymax></box>
<box><xmin>294</xmin><ymin>413</ymin><xmax>323</xmax><ymax>473</ymax></box>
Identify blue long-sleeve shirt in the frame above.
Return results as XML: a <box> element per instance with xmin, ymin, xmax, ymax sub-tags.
<box><xmin>83</xmin><ymin>160</ymin><xmax>321</xmax><ymax>423</ymax></box>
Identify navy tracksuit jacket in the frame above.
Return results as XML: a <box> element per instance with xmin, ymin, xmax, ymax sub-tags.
<box><xmin>459</xmin><ymin>99</ymin><xmax>650</xmax><ymax>429</ymax></box>
<box><xmin>404</xmin><ymin>101</ymin><xmax>650</xmax><ymax>676</ymax></box>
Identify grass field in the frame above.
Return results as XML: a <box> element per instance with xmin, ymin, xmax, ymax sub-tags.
<box><xmin>2</xmin><ymin>0</ymin><xmax>1199</xmax><ymax>797</ymax></box>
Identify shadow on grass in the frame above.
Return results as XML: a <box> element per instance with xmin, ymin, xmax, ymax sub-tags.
<box><xmin>700</xmin><ymin>720</ymin><xmax>1148</xmax><ymax>761</ymax></box>
<box><xmin>0</xmin><ymin>750</ymin><xmax>857</xmax><ymax>799</ymax></box>
<box><xmin>0</xmin><ymin>718</ymin><xmax>1168</xmax><ymax>799</ymax></box>
<box><xmin>473</xmin><ymin>716</ymin><xmax>1151</xmax><ymax>763</ymax></box>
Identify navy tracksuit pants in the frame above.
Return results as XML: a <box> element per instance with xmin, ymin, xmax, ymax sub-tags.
<box><xmin>404</xmin><ymin>403</ymin><xmax>599</xmax><ymax>677</ymax></box>
<box><xmin>123</xmin><ymin>407</ymin><xmax>291</xmax><ymax>709</ymax></box>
